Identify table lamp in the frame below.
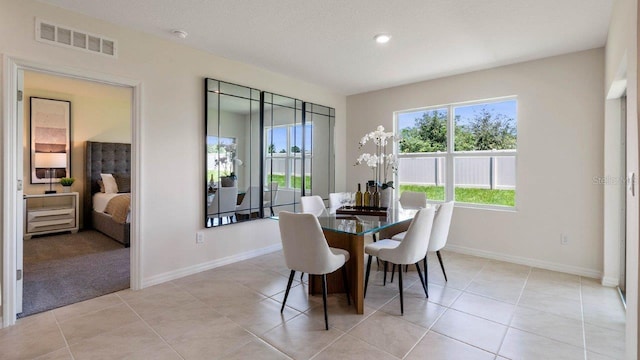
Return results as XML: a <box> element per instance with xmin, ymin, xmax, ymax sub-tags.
<box><xmin>35</xmin><ymin>152</ymin><xmax>66</xmax><ymax>194</ymax></box>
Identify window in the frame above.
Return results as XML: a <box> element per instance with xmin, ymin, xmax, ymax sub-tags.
<box><xmin>396</xmin><ymin>98</ymin><xmax>517</xmax><ymax>208</ymax></box>
<box><xmin>265</xmin><ymin>124</ymin><xmax>312</xmax><ymax>190</ymax></box>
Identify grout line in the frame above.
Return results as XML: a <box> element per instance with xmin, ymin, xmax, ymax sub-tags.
<box><xmin>116</xmin><ymin>293</ymin><xmax>186</xmax><ymax>360</ymax></box>
<box><xmin>579</xmin><ymin>276</ymin><xmax>588</xmax><ymax>360</ymax></box>
<box><xmin>493</xmin><ymin>265</ymin><xmax>532</xmax><ymax>358</ymax></box>
<box><xmin>52</xmin><ymin>312</ymin><xmax>76</xmax><ymax>360</ymax></box>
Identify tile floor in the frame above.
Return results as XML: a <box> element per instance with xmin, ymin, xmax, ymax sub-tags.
<box><xmin>0</xmin><ymin>250</ymin><xmax>627</xmax><ymax>359</ymax></box>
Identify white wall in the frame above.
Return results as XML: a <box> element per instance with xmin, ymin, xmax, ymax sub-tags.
<box><xmin>0</xmin><ymin>0</ymin><xmax>346</xmax><ymax>287</ymax></box>
<box><xmin>605</xmin><ymin>0</ymin><xmax>639</xmax><ymax>358</ymax></box>
<box><xmin>348</xmin><ymin>48</ymin><xmax>605</xmax><ymax>276</ymax></box>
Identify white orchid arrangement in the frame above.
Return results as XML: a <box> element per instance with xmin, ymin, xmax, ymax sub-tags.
<box><xmin>355</xmin><ymin>125</ymin><xmax>399</xmax><ymax>189</ymax></box>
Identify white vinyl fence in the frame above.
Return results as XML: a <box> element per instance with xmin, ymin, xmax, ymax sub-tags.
<box><xmin>398</xmin><ymin>156</ymin><xmax>515</xmax><ymax>190</ymax></box>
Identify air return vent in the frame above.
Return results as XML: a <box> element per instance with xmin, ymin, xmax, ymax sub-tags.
<box><xmin>35</xmin><ymin>18</ymin><xmax>117</xmax><ymax>58</ymax></box>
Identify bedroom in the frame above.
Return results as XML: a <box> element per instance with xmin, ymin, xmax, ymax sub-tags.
<box><xmin>19</xmin><ymin>70</ymin><xmax>132</xmax><ymax>316</ymax></box>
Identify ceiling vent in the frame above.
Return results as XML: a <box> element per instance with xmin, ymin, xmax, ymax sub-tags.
<box><xmin>35</xmin><ymin>18</ymin><xmax>117</xmax><ymax>58</ymax></box>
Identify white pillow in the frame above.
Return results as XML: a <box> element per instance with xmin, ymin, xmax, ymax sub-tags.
<box><xmin>100</xmin><ymin>173</ymin><xmax>119</xmax><ymax>193</ymax></box>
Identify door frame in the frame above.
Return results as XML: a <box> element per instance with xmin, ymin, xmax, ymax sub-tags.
<box><xmin>2</xmin><ymin>55</ymin><xmax>143</xmax><ymax>327</ymax></box>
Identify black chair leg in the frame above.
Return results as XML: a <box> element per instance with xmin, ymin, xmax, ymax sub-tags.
<box><xmin>383</xmin><ymin>261</ymin><xmax>388</xmax><ymax>286</ymax></box>
<box><xmin>437</xmin><ymin>251</ymin><xmax>448</xmax><ymax>281</ymax></box>
<box><xmin>415</xmin><ymin>262</ymin><xmax>428</xmax><ymax>298</ymax></box>
<box><xmin>364</xmin><ymin>255</ymin><xmax>372</xmax><ymax>298</ymax></box>
<box><xmin>281</xmin><ymin>270</ymin><xmax>295</xmax><ymax>312</ymax></box>
<box><xmin>398</xmin><ymin>264</ymin><xmax>404</xmax><ymax>315</ymax></box>
<box><xmin>342</xmin><ymin>265</ymin><xmax>351</xmax><ymax>305</ymax></box>
<box><xmin>300</xmin><ymin>272</ymin><xmax>304</xmax><ymax>281</ymax></box>
<box><xmin>390</xmin><ymin>264</ymin><xmax>396</xmax><ymax>283</ymax></box>
<box><xmin>322</xmin><ymin>274</ymin><xmax>329</xmax><ymax>330</ymax></box>
<box><xmin>423</xmin><ymin>256</ymin><xmax>429</xmax><ymax>295</ymax></box>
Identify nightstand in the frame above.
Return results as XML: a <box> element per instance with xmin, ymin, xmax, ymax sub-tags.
<box><xmin>24</xmin><ymin>192</ymin><xmax>79</xmax><ymax>239</ymax></box>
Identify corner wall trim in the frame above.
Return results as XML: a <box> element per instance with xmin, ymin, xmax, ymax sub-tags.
<box><xmin>445</xmin><ymin>244</ymin><xmax>603</xmax><ymax>280</ymax></box>
<box><xmin>142</xmin><ymin>243</ymin><xmax>283</xmax><ymax>287</ymax></box>
<box><xmin>601</xmin><ymin>276</ymin><xmax>619</xmax><ymax>287</ymax></box>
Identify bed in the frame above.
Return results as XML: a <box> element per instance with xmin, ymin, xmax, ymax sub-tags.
<box><xmin>84</xmin><ymin>141</ymin><xmax>131</xmax><ymax>246</ymax></box>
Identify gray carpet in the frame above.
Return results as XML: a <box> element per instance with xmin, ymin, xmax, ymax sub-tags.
<box><xmin>19</xmin><ymin>230</ymin><xmax>130</xmax><ymax>318</ymax></box>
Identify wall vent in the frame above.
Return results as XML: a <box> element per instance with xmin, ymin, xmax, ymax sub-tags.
<box><xmin>35</xmin><ymin>18</ymin><xmax>118</xmax><ymax>58</ymax></box>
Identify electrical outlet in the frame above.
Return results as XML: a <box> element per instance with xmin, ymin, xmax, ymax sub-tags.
<box><xmin>561</xmin><ymin>234</ymin><xmax>569</xmax><ymax>245</ymax></box>
<box><xmin>196</xmin><ymin>232</ymin><xmax>204</xmax><ymax>244</ymax></box>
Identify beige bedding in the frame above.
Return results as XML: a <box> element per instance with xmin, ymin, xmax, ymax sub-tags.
<box><xmin>104</xmin><ymin>194</ymin><xmax>131</xmax><ymax>224</ymax></box>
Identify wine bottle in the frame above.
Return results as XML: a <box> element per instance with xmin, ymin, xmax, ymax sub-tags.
<box><xmin>355</xmin><ymin>183</ymin><xmax>363</xmax><ymax>208</ymax></box>
<box><xmin>363</xmin><ymin>186</ymin><xmax>371</xmax><ymax>208</ymax></box>
<box><xmin>372</xmin><ymin>187</ymin><xmax>380</xmax><ymax>209</ymax></box>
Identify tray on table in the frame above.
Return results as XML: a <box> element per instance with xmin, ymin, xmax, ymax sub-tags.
<box><xmin>335</xmin><ymin>206</ymin><xmax>388</xmax><ymax>217</ymax></box>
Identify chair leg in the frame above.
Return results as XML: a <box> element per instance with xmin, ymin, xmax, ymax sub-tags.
<box><xmin>342</xmin><ymin>265</ymin><xmax>351</xmax><ymax>305</ymax></box>
<box><xmin>423</xmin><ymin>256</ymin><xmax>429</xmax><ymax>295</ymax></box>
<box><xmin>281</xmin><ymin>270</ymin><xmax>295</xmax><ymax>312</ymax></box>
<box><xmin>322</xmin><ymin>274</ymin><xmax>329</xmax><ymax>330</ymax></box>
<box><xmin>415</xmin><ymin>262</ymin><xmax>428</xmax><ymax>298</ymax></box>
<box><xmin>383</xmin><ymin>261</ymin><xmax>388</xmax><ymax>286</ymax></box>
<box><xmin>436</xmin><ymin>250</ymin><xmax>448</xmax><ymax>281</ymax></box>
<box><xmin>398</xmin><ymin>264</ymin><xmax>404</xmax><ymax>315</ymax></box>
<box><xmin>364</xmin><ymin>255</ymin><xmax>372</xmax><ymax>298</ymax></box>
<box><xmin>390</xmin><ymin>264</ymin><xmax>396</xmax><ymax>283</ymax></box>
<box><xmin>300</xmin><ymin>272</ymin><xmax>304</xmax><ymax>281</ymax></box>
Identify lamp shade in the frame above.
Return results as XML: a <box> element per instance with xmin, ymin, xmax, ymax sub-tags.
<box><xmin>35</xmin><ymin>152</ymin><xmax>66</xmax><ymax>168</ymax></box>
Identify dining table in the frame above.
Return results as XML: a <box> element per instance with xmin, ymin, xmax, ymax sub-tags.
<box><xmin>309</xmin><ymin>206</ymin><xmax>419</xmax><ymax>314</ymax></box>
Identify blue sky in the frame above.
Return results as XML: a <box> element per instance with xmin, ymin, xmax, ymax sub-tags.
<box><xmin>397</xmin><ymin>99</ymin><xmax>517</xmax><ymax>130</ymax></box>
<box><xmin>267</xmin><ymin>125</ymin><xmax>312</xmax><ymax>152</ymax></box>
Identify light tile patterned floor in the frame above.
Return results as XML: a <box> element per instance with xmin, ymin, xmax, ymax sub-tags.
<box><xmin>0</xmin><ymin>250</ymin><xmax>626</xmax><ymax>359</ymax></box>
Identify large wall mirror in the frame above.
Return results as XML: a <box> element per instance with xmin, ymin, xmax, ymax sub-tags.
<box><xmin>205</xmin><ymin>79</ymin><xmax>261</xmax><ymax>227</ymax></box>
<box><xmin>205</xmin><ymin>79</ymin><xmax>335</xmax><ymax>227</ymax></box>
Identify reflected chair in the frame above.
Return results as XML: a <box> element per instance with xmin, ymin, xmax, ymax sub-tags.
<box><xmin>301</xmin><ymin>195</ymin><xmax>328</xmax><ymax>217</ymax></box>
<box><xmin>364</xmin><ymin>207</ymin><xmax>435</xmax><ymax>314</ymax></box>
<box><xmin>328</xmin><ymin>192</ymin><xmax>349</xmax><ymax>214</ymax></box>
<box><xmin>207</xmin><ymin>187</ymin><xmax>238</xmax><ymax>226</ymax></box>
<box><xmin>391</xmin><ymin>201</ymin><xmax>454</xmax><ymax>291</ymax></box>
<box><xmin>278</xmin><ymin>211</ymin><xmax>351</xmax><ymax>330</ymax></box>
<box><xmin>236</xmin><ymin>186</ymin><xmax>262</xmax><ymax>220</ymax></box>
<box><xmin>263</xmin><ymin>182</ymin><xmax>279</xmax><ymax>216</ymax></box>
<box><xmin>398</xmin><ymin>191</ymin><xmax>427</xmax><ymax>209</ymax></box>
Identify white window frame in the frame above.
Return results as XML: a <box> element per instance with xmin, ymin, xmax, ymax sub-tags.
<box><xmin>265</xmin><ymin>124</ymin><xmax>312</xmax><ymax>190</ymax></box>
<box><xmin>395</xmin><ymin>96</ymin><xmax>517</xmax><ymax>210</ymax></box>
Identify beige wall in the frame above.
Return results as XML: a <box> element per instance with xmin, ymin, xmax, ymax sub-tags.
<box><xmin>22</xmin><ymin>71</ymin><xmax>132</xmax><ymax>227</ymax></box>
<box><xmin>348</xmin><ymin>48</ymin><xmax>605</xmax><ymax>275</ymax></box>
<box><xmin>0</xmin><ymin>0</ymin><xmax>347</xmax><ymax>286</ymax></box>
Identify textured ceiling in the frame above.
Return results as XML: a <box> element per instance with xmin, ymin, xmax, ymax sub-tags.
<box><xmin>40</xmin><ymin>0</ymin><xmax>613</xmax><ymax>95</ymax></box>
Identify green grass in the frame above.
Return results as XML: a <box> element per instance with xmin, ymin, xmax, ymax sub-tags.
<box><xmin>399</xmin><ymin>184</ymin><xmax>515</xmax><ymax>207</ymax></box>
<box><xmin>268</xmin><ymin>174</ymin><xmax>311</xmax><ymax>189</ymax></box>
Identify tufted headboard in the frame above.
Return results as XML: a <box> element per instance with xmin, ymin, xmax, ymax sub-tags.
<box><xmin>84</xmin><ymin>141</ymin><xmax>131</xmax><ymax>227</ymax></box>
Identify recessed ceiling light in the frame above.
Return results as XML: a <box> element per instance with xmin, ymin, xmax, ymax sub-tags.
<box><xmin>171</xmin><ymin>29</ymin><xmax>188</xmax><ymax>39</ymax></box>
<box><xmin>374</xmin><ymin>34</ymin><xmax>391</xmax><ymax>44</ymax></box>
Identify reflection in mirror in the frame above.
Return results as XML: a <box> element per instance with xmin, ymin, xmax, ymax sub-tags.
<box><xmin>262</xmin><ymin>93</ymin><xmax>335</xmax><ymax>216</ymax></box>
<box><xmin>263</xmin><ymin>92</ymin><xmax>304</xmax><ymax>215</ymax></box>
<box><xmin>205</xmin><ymin>79</ymin><xmax>261</xmax><ymax>227</ymax></box>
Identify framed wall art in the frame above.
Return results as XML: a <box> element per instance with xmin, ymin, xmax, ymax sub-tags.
<box><xmin>30</xmin><ymin>97</ymin><xmax>71</xmax><ymax>185</ymax></box>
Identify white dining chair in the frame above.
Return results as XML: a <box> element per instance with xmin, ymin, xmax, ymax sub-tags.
<box><xmin>263</xmin><ymin>182</ymin><xmax>279</xmax><ymax>216</ymax></box>
<box><xmin>391</xmin><ymin>201</ymin><xmax>454</xmax><ymax>290</ymax></box>
<box><xmin>364</xmin><ymin>207</ymin><xmax>435</xmax><ymax>314</ymax></box>
<box><xmin>278</xmin><ymin>211</ymin><xmax>351</xmax><ymax>330</ymax></box>
<box><xmin>301</xmin><ymin>195</ymin><xmax>328</xmax><ymax>217</ymax></box>
<box><xmin>236</xmin><ymin>186</ymin><xmax>262</xmax><ymax>219</ymax></box>
<box><xmin>207</xmin><ymin>187</ymin><xmax>238</xmax><ymax>226</ymax></box>
<box><xmin>398</xmin><ymin>191</ymin><xmax>427</xmax><ymax>209</ymax></box>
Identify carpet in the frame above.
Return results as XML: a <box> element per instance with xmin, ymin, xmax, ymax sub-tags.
<box><xmin>19</xmin><ymin>231</ymin><xmax>130</xmax><ymax>318</ymax></box>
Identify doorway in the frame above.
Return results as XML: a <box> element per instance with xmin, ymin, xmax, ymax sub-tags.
<box><xmin>18</xmin><ymin>70</ymin><xmax>133</xmax><ymax>317</ymax></box>
<box><xmin>2</xmin><ymin>57</ymin><xmax>142</xmax><ymax>327</ymax></box>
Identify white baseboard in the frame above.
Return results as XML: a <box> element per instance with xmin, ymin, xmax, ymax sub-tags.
<box><xmin>601</xmin><ymin>276</ymin><xmax>619</xmax><ymax>287</ymax></box>
<box><xmin>142</xmin><ymin>243</ymin><xmax>283</xmax><ymax>288</ymax></box>
<box><xmin>445</xmin><ymin>244</ymin><xmax>603</xmax><ymax>279</ymax></box>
